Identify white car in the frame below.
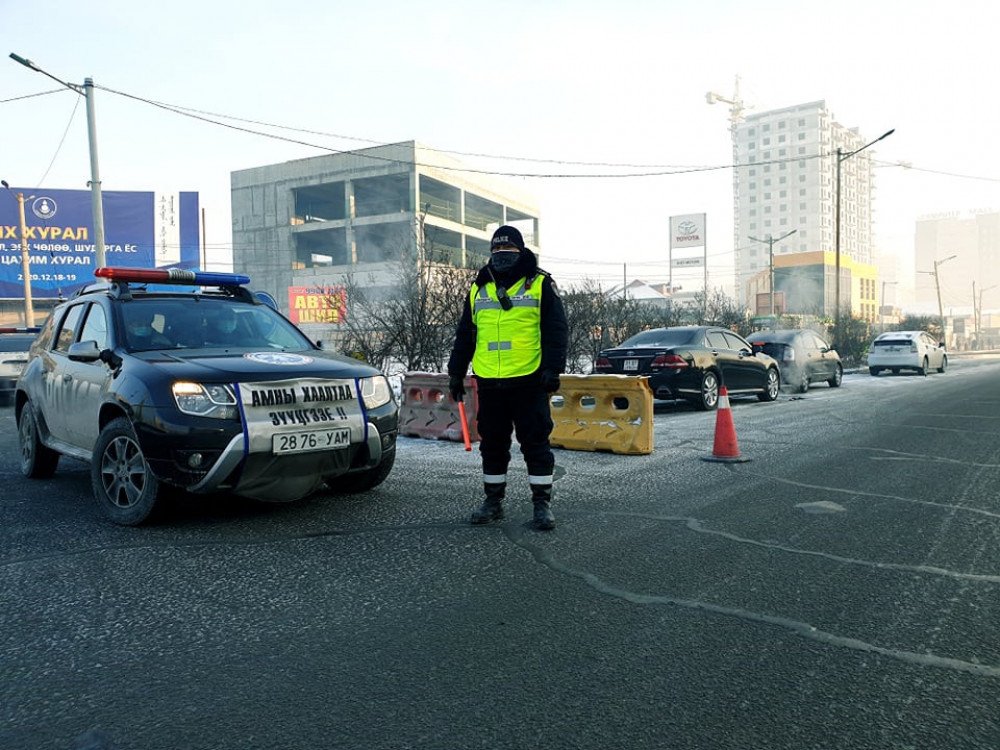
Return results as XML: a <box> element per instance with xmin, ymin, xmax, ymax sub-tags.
<box><xmin>0</xmin><ymin>327</ymin><xmax>40</xmax><ymax>406</ymax></box>
<box><xmin>868</xmin><ymin>331</ymin><xmax>947</xmax><ymax>376</ymax></box>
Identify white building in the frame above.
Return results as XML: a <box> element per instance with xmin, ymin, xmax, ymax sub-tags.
<box><xmin>914</xmin><ymin>211</ymin><xmax>1000</xmax><ymax>312</ymax></box>
<box><xmin>734</xmin><ymin>101</ymin><xmax>877</xmax><ymax>308</ymax></box>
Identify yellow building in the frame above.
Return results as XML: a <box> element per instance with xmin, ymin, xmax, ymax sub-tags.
<box><xmin>746</xmin><ymin>251</ymin><xmax>878</xmax><ymax>320</ymax></box>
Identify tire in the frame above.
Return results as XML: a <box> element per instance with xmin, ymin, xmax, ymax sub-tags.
<box><xmin>828</xmin><ymin>364</ymin><xmax>843</xmax><ymax>388</ymax></box>
<box><xmin>918</xmin><ymin>357</ymin><xmax>929</xmax><ymax>377</ymax></box>
<box><xmin>18</xmin><ymin>403</ymin><xmax>60</xmax><ymax>478</ymax></box>
<box><xmin>91</xmin><ymin>417</ymin><xmax>162</xmax><ymax>526</ymax></box>
<box><xmin>758</xmin><ymin>368</ymin><xmax>780</xmax><ymax>402</ymax></box>
<box><xmin>327</xmin><ymin>449</ymin><xmax>396</xmax><ymax>494</ymax></box>
<box><xmin>697</xmin><ymin>371</ymin><xmax>720</xmax><ymax>411</ymax></box>
<box><xmin>869</xmin><ymin>367</ymin><xmax>881</xmax><ymax>376</ymax></box>
<box><xmin>938</xmin><ymin>356</ymin><xmax>947</xmax><ymax>374</ymax></box>
<box><xmin>797</xmin><ymin>371</ymin><xmax>809</xmax><ymax>394</ymax></box>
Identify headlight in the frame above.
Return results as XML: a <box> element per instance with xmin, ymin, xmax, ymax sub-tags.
<box><xmin>172</xmin><ymin>381</ymin><xmax>238</xmax><ymax>419</ymax></box>
<box><xmin>360</xmin><ymin>375</ymin><xmax>393</xmax><ymax>409</ymax></box>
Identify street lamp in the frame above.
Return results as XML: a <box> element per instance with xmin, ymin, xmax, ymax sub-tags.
<box><xmin>9</xmin><ymin>53</ymin><xmax>107</xmax><ymax>267</ymax></box>
<box><xmin>749</xmin><ymin>229</ymin><xmax>797</xmax><ymax>317</ymax></box>
<box><xmin>917</xmin><ymin>254</ymin><xmax>956</xmax><ymax>342</ymax></box>
<box><xmin>1</xmin><ymin>181</ymin><xmax>36</xmax><ymax>326</ymax></box>
<box><xmin>833</xmin><ymin>128</ymin><xmax>895</xmax><ymax>343</ymax></box>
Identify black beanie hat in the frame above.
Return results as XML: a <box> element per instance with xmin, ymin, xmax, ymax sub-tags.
<box><xmin>490</xmin><ymin>225</ymin><xmax>526</xmax><ymax>251</ymax></box>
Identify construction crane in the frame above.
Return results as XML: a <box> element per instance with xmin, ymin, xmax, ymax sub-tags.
<box><xmin>706</xmin><ymin>76</ymin><xmax>751</xmax><ymax>304</ymax></box>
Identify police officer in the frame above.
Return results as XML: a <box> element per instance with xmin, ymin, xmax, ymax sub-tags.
<box><xmin>448</xmin><ymin>225</ymin><xmax>568</xmax><ymax>530</ymax></box>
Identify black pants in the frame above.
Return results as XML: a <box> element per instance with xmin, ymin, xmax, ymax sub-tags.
<box><xmin>477</xmin><ymin>384</ymin><xmax>554</xmax><ymax>480</ymax></box>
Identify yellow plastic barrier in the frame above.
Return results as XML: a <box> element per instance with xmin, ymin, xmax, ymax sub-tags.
<box><xmin>549</xmin><ymin>375</ymin><xmax>654</xmax><ymax>455</ymax></box>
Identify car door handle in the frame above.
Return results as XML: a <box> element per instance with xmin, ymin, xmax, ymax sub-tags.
<box><xmin>62</xmin><ymin>374</ymin><xmax>73</xmax><ymax>383</ymax></box>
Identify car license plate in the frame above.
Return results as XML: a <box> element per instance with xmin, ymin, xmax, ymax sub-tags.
<box><xmin>272</xmin><ymin>428</ymin><xmax>351</xmax><ymax>455</ymax></box>
<box><xmin>623</xmin><ymin>359</ymin><xmax>639</xmax><ymax>371</ymax></box>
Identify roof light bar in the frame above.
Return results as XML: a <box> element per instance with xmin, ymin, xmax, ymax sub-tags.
<box><xmin>0</xmin><ymin>327</ymin><xmax>42</xmax><ymax>334</ymax></box>
<box><xmin>94</xmin><ymin>267</ymin><xmax>250</xmax><ymax>286</ymax></box>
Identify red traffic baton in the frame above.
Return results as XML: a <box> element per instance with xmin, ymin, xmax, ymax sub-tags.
<box><xmin>457</xmin><ymin>400</ymin><xmax>472</xmax><ymax>451</ymax></box>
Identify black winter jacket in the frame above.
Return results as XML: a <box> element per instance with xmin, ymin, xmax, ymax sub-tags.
<box><xmin>447</xmin><ymin>248</ymin><xmax>568</xmax><ymax>389</ymax></box>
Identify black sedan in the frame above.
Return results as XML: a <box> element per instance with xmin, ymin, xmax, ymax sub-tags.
<box><xmin>749</xmin><ymin>329</ymin><xmax>843</xmax><ymax>393</ymax></box>
<box><xmin>15</xmin><ymin>267</ymin><xmax>398</xmax><ymax>525</ymax></box>
<box><xmin>594</xmin><ymin>326</ymin><xmax>780</xmax><ymax>410</ymax></box>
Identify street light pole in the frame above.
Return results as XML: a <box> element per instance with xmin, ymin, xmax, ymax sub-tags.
<box><xmin>833</xmin><ymin>128</ymin><xmax>895</xmax><ymax>344</ymax></box>
<box><xmin>9</xmin><ymin>53</ymin><xmax>107</xmax><ymax>267</ymax></box>
<box><xmin>749</xmin><ymin>229</ymin><xmax>797</xmax><ymax>317</ymax></box>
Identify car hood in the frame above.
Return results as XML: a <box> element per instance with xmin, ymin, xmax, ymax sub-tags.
<box><xmin>126</xmin><ymin>348</ymin><xmax>381</xmax><ymax>382</ymax></box>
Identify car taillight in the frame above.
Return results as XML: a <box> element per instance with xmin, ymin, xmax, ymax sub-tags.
<box><xmin>595</xmin><ymin>357</ymin><xmax>612</xmax><ymax>371</ymax></box>
<box><xmin>783</xmin><ymin>346</ymin><xmax>795</xmax><ymax>362</ymax></box>
<box><xmin>651</xmin><ymin>354</ymin><xmax>688</xmax><ymax>369</ymax></box>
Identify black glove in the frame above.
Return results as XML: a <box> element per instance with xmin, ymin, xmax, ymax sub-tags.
<box><xmin>449</xmin><ymin>375</ymin><xmax>466</xmax><ymax>402</ymax></box>
<box><xmin>540</xmin><ymin>370</ymin><xmax>560</xmax><ymax>393</ymax></box>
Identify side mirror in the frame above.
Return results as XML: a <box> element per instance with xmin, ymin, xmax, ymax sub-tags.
<box><xmin>68</xmin><ymin>340</ymin><xmax>102</xmax><ymax>362</ymax></box>
<box><xmin>939</xmin><ymin>341</ymin><xmax>946</xmax><ymax>349</ymax></box>
<box><xmin>315</xmin><ymin>340</ymin><xmax>324</xmax><ymax>349</ymax></box>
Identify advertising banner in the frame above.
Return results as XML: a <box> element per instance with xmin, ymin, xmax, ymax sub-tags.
<box><xmin>0</xmin><ymin>188</ymin><xmax>200</xmax><ymax>299</ymax></box>
<box><xmin>287</xmin><ymin>286</ymin><xmax>347</xmax><ymax>325</ymax></box>
<box><xmin>669</xmin><ymin>213</ymin><xmax>706</xmax><ymax>249</ymax></box>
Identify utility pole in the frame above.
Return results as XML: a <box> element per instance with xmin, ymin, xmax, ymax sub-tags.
<box><xmin>9</xmin><ymin>54</ymin><xmax>106</xmax><ymax>267</ymax></box>
<box><xmin>1</xmin><ymin>182</ymin><xmax>35</xmax><ymax>326</ymax></box>
<box><xmin>833</xmin><ymin>129</ymin><xmax>895</xmax><ymax>345</ymax></box>
<box><xmin>748</xmin><ymin>229</ymin><xmax>796</xmax><ymax>317</ymax></box>
<box><xmin>921</xmin><ymin>254</ymin><xmax>956</xmax><ymax>343</ymax></box>
<box><xmin>706</xmin><ymin>76</ymin><xmax>749</xmax><ymax>305</ymax></box>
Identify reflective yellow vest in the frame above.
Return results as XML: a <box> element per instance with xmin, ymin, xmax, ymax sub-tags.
<box><xmin>470</xmin><ymin>275</ymin><xmax>543</xmax><ymax>378</ymax></box>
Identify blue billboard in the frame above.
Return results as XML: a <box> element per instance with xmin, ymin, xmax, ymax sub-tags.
<box><xmin>0</xmin><ymin>188</ymin><xmax>200</xmax><ymax>299</ymax></box>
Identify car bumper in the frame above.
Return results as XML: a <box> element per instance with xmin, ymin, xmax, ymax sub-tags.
<box><xmin>136</xmin><ymin>400</ymin><xmax>398</xmax><ymax>499</ymax></box>
<box><xmin>868</xmin><ymin>354</ymin><xmax>920</xmax><ymax>368</ymax></box>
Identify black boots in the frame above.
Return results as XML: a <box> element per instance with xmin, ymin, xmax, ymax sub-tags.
<box><xmin>470</xmin><ymin>482</ymin><xmax>555</xmax><ymax>530</ymax></box>
<box><xmin>470</xmin><ymin>482</ymin><xmax>506</xmax><ymax>525</ymax></box>
<box><xmin>531</xmin><ymin>484</ymin><xmax>556</xmax><ymax>531</ymax></box>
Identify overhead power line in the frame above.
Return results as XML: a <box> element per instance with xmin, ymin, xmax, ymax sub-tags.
<box><xmin>0</xmin><ymin>88</ymin><xmax>69</xmax><ymax>104</ymax></box>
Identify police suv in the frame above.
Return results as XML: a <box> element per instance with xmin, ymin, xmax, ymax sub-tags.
<box><xmin>15</xmin><ymin>267</ymin><xmax>398</xmax><ymax>525</ymax></box>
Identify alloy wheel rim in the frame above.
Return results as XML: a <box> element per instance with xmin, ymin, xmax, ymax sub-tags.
<box><xmin>100</xmin><ymin>435</ymin><xmax>147</xmax><ymax>508</ymax></box>
<box><xmin>704</xmin><ymin>375</ymin><xmax>718</xmax><ymax>408</ymax></box>
<box><xmin>768</xmin><ymin>371</ymin><xmax>779</xmax><ymax>398</ymax></box>
<box><xmin>19</xmin><ymin>412</ymin><xmax>34</xmax><ymax>468</ymax></box>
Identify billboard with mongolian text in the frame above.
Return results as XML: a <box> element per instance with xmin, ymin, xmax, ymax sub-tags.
<box><xmin>287</xmin><ymin>286</ymin><xmax>347</xmax><ymax>325</ymax></box>
<box><xmin>0</xmin><ymin>188</ymin><xmax>200</xmax><ymax>299</ymax></box>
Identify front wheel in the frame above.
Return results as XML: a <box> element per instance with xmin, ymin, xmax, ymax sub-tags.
<box><xmin>327</xmin><ymin>450</ymin><xmax>396</xmax><ymax>494</ymax></box>
<box><xmin>758</xmin><ymin>368</ymin><xmax>780</xmax><ymax>402</ymax></box>
<box><xmin>91</xmin><ymin>417</ymin><xmax>162</xmax><ymax>526</ymax></box>
<box><xmin>697</xmin><ymin>371</ymin><xmax>720</xmax><ymax>411</ymax></box>
<box><xmin>937</xmin><ymin>356</ymin><xmax>948</xmax><ymax>373</ymax></box>
<box><xmin>828</xmin><ymin>364</ymin><xmax>843</xmax><ymax>388</ymax></box>
<box><xmin>869</xmin><ymin>367</ymin><xmax>881</xmax><ymax>376</ymax></box>
<box><xmin>18</xmin><ymin>403</ymin><xmax>60</xmax><ymax>478</ymax></box>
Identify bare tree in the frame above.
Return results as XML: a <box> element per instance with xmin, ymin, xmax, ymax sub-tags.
<box><xmin>335</xmin><ymin>217</ymin><xmax>476</xmax><ymax>374</ymax></box>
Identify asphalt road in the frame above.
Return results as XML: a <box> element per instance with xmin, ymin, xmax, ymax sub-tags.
<box><xmin>2</xmin><ymin>357</ymin><xmax>1000</xmax><ymax>750</ymax></box>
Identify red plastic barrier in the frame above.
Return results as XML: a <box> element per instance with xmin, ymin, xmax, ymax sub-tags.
<box><xmin>399</xmin><ymin>373</ymin><xmax>480</xmax><ymax>444</ymax></box>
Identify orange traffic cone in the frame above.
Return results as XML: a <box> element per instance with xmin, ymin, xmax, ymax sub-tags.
<box><xmin>701</xmin><ymin>386</ymin><xmax>751</xmax><ymax>463</ymax></box>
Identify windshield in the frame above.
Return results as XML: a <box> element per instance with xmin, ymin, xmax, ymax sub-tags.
<box><xmin>119</xmin><ymin>297</ymin><xmax>313</xmax><ymax>352</ymax></box>
<box><xmin>618</xmin><ymin>328</ymin><xmax>698</xmax><ymax>348</ymax></box>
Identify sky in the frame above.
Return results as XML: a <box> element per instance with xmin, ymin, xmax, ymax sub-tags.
<box><xmin>2</xmin><ymin>0</ymin><xmax>999</xmax><ymax>310</ymax></box>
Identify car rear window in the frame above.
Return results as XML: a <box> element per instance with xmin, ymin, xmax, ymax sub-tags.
<box><xmin>753</xmin><ymin>342</ymin><xmax>786</xmax><ymax>358</ymax></box>
<box><xmin>618</xmin><ymin>329</ymin><xmax>698</xmax><ymax>348</ymax></box>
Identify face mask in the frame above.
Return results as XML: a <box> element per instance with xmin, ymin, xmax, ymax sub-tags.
<box><xmin>490</xmin><ymin>251</ymin><xmax>520</xmax><ymax>272</ymax></box>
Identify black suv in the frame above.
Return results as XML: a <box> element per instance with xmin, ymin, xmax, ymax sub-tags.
<box><xmin>15</xmin><ymin>267</ymin><xmax>398</xmax><ymax>525</ymax></box>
